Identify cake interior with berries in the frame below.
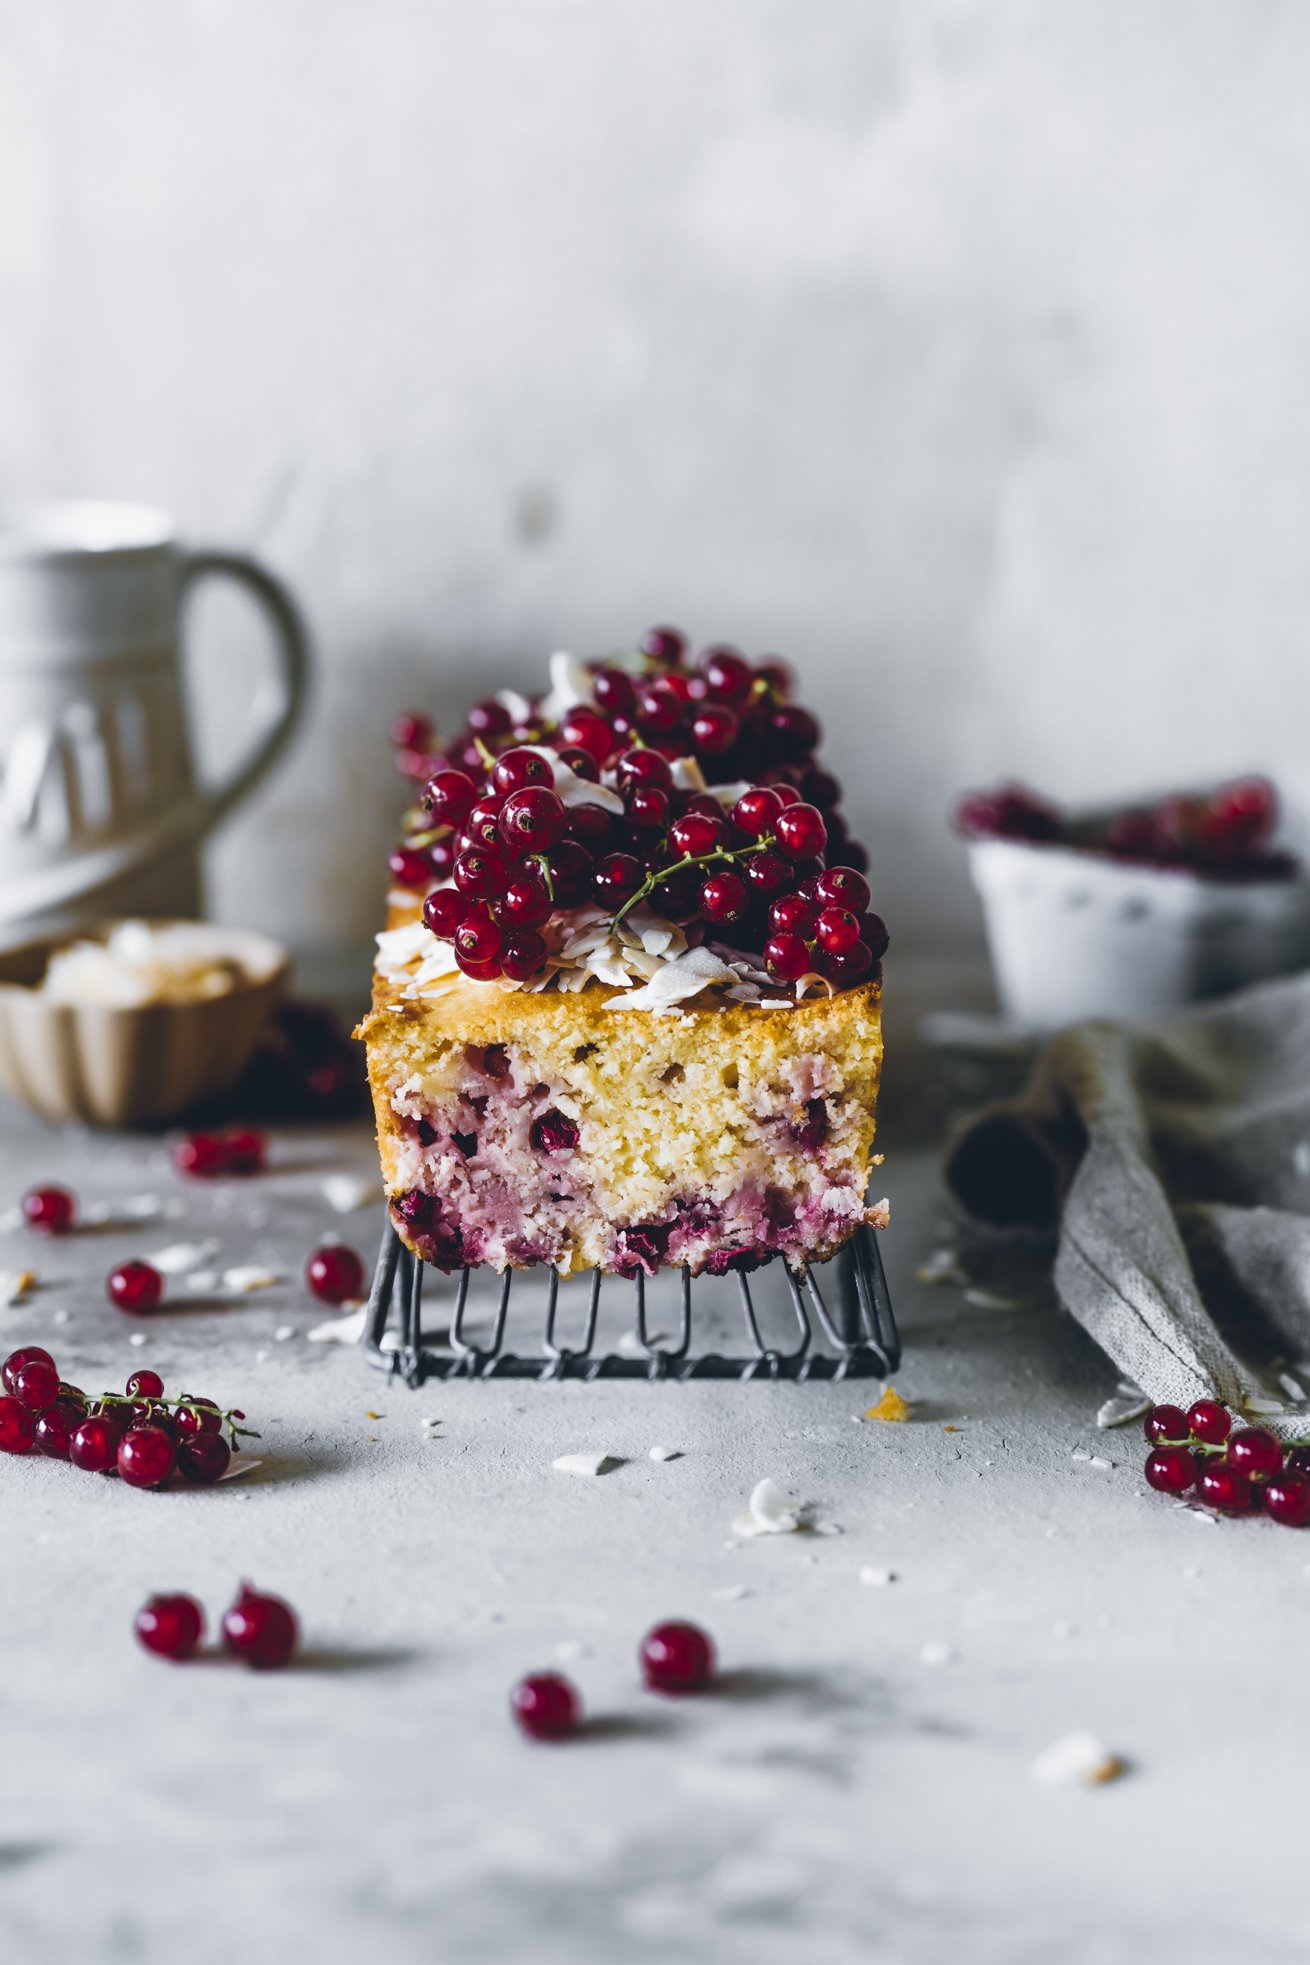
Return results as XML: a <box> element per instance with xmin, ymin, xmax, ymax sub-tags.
<box><xmin>359</xmin><ymin>630</ymin><xmax>889</xmax><ymax>1277</ymax></box>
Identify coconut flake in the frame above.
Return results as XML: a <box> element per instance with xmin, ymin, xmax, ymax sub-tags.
<box><xmin>146</xmin><ymin>1239</ymin><xmax>220</xmax><ymax>1276</ymax></box>
<box><xmin>649</xmin><ymin>1446</ymin><xmax>682</xmax><ymax>1462</ymax></box>
<box><xmin>322</xmin><ymin>1174</ymin><xmax>378</xmax><ymax>1214</ymax></box>
<box><xmin>220</xmin><ymin>1265</ymin><xmax>281</xmax><ymax>1295</ymax></box>
<box><xmin>733</xmin><ymin>1477</ymin><xmax>805</xmax><ymax>1538</ymax></box>
<box><xmin>604</xmin><ymin>943</ymin><xmax>735</xmax><ymax>1013</ymax></box>
<box><xmin>552</xmin><ymin>1451</ymin><xmax>618</xmax><ymax>1478</ymax></box>
<box><xmin>858</xmin><ymin>1565</ymin><xmax>895</xmax><ymax>1587</ymax></box>
<box><xmin>1031</xmin><ymin>1731</ymin><xmax>1125</xmax><ymax>1786</ymax></box>
<box><xmin>1096</xmin><ymin>1382</ymin><xmax>1151</xmax><ymax>1430</ymax></box>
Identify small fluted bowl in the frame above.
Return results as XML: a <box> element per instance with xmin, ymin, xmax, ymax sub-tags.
<box><xmin>0</xmin><ymin>921</ymin><xmax>289</xmax><ymax>1126</ymax></box>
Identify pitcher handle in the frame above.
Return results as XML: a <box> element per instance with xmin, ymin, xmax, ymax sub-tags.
<box><xmin>179</xmin><ymin>548</ymin><xmax>311</xmax><ymax>833</ymax></box>
<box><xmin>0</xmin><ymin>548</ymin><xmax>310</xmax><ymax>929</ymax></box>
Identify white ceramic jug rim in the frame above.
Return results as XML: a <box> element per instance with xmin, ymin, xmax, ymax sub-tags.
<box><xmin>0</xmin><ymin>499</ymin><xmax>175</xmax><ymax>562</ymax></box>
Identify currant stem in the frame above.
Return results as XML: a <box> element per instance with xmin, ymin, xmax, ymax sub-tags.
<box><xmin>611</xmin><ymin>834</ymin><xmax>775</xmax><ymax>927</ymax></box>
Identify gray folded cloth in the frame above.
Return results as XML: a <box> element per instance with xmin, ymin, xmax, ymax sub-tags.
<box><xmin>944</xmin><ymin>973</ymin><xmax>1310</xmax><ymax>1427</ymax></box>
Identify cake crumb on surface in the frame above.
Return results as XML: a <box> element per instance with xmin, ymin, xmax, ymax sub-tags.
<box><xmin>1030</xmin><ymin>1732</ymin><xmax>1126</xmax><ymax>1786</ymax></box>
<box><xmin>864</xmin><ymin>1386</ymin><xmax>911</xmax><ymax>1422</ymax></box>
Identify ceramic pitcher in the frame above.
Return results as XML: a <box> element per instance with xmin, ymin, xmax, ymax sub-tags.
<box><xmin>0</xmin><ymin>500</ymin><xmax>309</xmax><ymax>946</ymax></box>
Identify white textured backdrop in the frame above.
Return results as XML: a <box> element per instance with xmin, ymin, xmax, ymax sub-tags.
<box><xmin>3</xmin><ymin>0</ymin><xmax>1309</xmax><ymax>956</ymax></box>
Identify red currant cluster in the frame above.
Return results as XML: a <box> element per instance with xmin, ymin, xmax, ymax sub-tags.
<box><xmin>513</xmin><ymin>1618</ymin><xmax>715</xmax><ymax>1741</ymax></box>
<box><xmin>1142</xmin><ymin>1399</ymin><xmax>1310</xmax><ymax>1522</ymax></box>
<box><xmin>136</xmin><ymin>1582</ymin><xmax>298</xmax><ymax>1669</ymax></box>
<box><xmin>957</xmin><ymin>775</ymin><xmax>1294</xmax><ymax>881</ymax></box>
<box><xmin>388</xmin><ymin>628</ymin><xmax>887</xmax><ymax>990</ymax></box>
<box><xmin>0</xmin><ymin>1351</ymin><xmax>256</xmax><ymax>1488</ymax></box>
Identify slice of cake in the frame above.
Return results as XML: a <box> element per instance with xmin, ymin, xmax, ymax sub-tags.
<box><xmin>359</xmin><ymin>628</ymin><xmax>888</xmax><ymax>1277</ymax></box>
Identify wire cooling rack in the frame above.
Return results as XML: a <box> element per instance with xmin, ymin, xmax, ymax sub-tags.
<box><xmin>360</xmin><ymin>1222</ymin><xmax>900</xmax><ymax>1383</ymax></box>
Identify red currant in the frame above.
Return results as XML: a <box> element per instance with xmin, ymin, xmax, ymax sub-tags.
<box><xmin>765</xmin><ymin>933</ymin><xmax>812</xmax><ymax>983</ymax></box>
<box><xmin>173</xmin><ymin>1133</ymin><xmax>229</xmax><ymax>1178</ymax></box>
<box><xmin>732</xmin><ymin>787</ymin><xmax>783</xmax><ymax>838</ymax></box>
<box><xmin>1144</xmin><ymin>1404</ymin><xmax>1190</xmax><ymax>1445</ymax></box>
<box><xmin>34</xmin><ymin>1398</ymin><xmax>84</xmax><ymax>1460</ymax></box>
<box><xmin>1263</xmin><ymin>1471</ymin><xmax>1310</xmax><ymax>1526</ymax></box>
<box><xmin>815</xmin><ymin>906</ymin><xmax>861</xmax><ymax>955</ymax></box>
<box><xmin>108</xmin><ymin>1260</ymin><xmax>164</xmax><ymax>1315</ymax></box>
<box><xmin>768</xmin><ymin>894</ymin><xmax>818</xmax><ymax>938</ymax></box>
<box><xmin>388</xmin><ymin>847</ymin><xmax>431</xmax><ymax>888</ymax></box>
<box><xmin>0</xmin><ymin>1396</ymin><xmax>36</xmax><ymax>1454</ymax></box>
<box><xmin>463</xmin><ymin>794</ymin><xmax>507</xmax><ymax>850</ymax></box>
<box><xmin>69</xmin><ymin>1413</ymin><xmax>121</xmax><ymax>1471</ymax></box>
<box><xmin>492</xmin><ymin>747</ymin><xmax>552</xmax><ymax>797</ymax></box>
<box><xmin>118</xmin><ymin>1425</ymin><xmax>177</xmax><ymax>1489</ymax></box>
<box><xmin>635</xmin><ymin>680</ymin><xmax>683</xmax><ymax>735</ymax></box>
<box><xmin>775</xmin><ymin>803</ymin><xmax>828</xmax><ymax>861</ymax></box>
<box><xmin>468</xmin><ymin>699</ymin><xmax>512</xmax><ymax>741</ymax></box>
<box><xmin>556</xmin><ymin>745</ymin><xmax>599</xmax><ymax>781</ymax></box>
<box><xmin>222</xmin><ymin>1583</ymin><xmax>299</xmax><ymax>1670</ymax></box>
<box><xmin>1144</xmin><ymin>1446</ymin><xmax>1197</xmax><ymax>1494</ymax></box>
<box><xmin>453</xmin><ymin>847</ymin><xmax>510</xmax><ymax>902</ymax></box>
<box><xmin>423</xmin><ymin>768</ymin><xmax>477</xmax><ymax>828</ymax></box>
<box><xmin>567</xmin><ymin>803</ymin><xmax>614</xmax><ymax>855</ymax></box>
<box><xmin>539</xmin><ymin>840</ymin><xmax>593</xmax><ymax>908</ymax></box>
<box><xmin>861</xmin><ymin>913</ymin><xmax>890</xmax><ymax>962</ymax></box>
<box><xmin>177</xmin><ymin>1433</ymin><xmax>232</xmax><ymax>1484</ymax></box>
<box><xmin>500</xmin><ymin>931</ymin><xmax>548</xmax><ymax>982</ymax></box>
<box><xmin>511</xmin><ymin>1671</ymin><xmax>580</xmax><ymax>1740</ymax></box>
<box><xmin>126</xmin><ymin>1370</ymin><xmax>165</xmax><ymax>1400</ymax></box>
<box><xmin>593</xmin><ymin>853</ymin><xmax>645</xmax><ymax>909</ymax></box>
<box><xmin>814</xmin><ymin>867</ymin><xmax>870</xmax><ymax>912</ymax></box>
<box><xmin>423</xmin><ymin>888</ymin><xmax>465</xmax><ymax>939</ymax></box>
<box><xmin>1185</xmin><ymin>1399</ymin><xmax>1231</xmax><ymax>1445</ymax></box>
<box><xmin>615</xmin><ymin>749</ymin><xmax>673</xmax><ymax>792</ymax></box>
<box><xmin>175</xmin><ymin>1396</ymin><xmax>222</xmax><ymax>1438</ymax></box>
<box><xmin>700</xmin><ymin>871</ymin><xmax>746</xmax><ymax>923</ymax></box>
<box><xmin>699</xmin><ymin>647</ymin><xmax>752</xmax><ymax>702</ymax></box>
<box><xmin>1196</xmin><ymin>1463</ymin><xmax>1255</xmax><ymax>1513</ymax></box>
<box><xmin>2</xmin><ymin>1346</ymin><xmax>55</xmax><ymax>1396</ymax></box>
<box><xmin>1227</xmin><ymin>1427</ymin><xmax>1283</xmax><ymax>1480</ymax></box>
<box><xmin>1286</xmin><ymin>1445</ymin><xmax>1310</xmax><ymax>1479</ymax></box>
<box><xmin>389</xmin><ymin>712</ymin><xmax>432</xmax><ymax>750</ymax></box>
<box><xmin>626</xmin><ymin>786</ymin><xmax>670</xmax><ymax>833</ymax></box>
<box><xmin>454</xmin><ymin>907</ymin><xmax>503</xmax><ymax>968</ymax></box>
<box><xmin>530</xmin><ymin>1110</ymin><xmax>579</xmax><ymax>1153</ymax></box>
<box><xmin>691</xmin><ymin>706</ymin><xmax>738</xmax><ymax>755</ymax></box>
<box><xmin>559</xmin><ymin>710</ymin><xmax>613</xmax><ymax>763</ymax></box>
<box><xmin>820</xmin><ymin>941</ymin><xmax>874</xmax><ymax>986</ymax></box>
<box><xmin>21</xmin><ymin>1185</ymin><xmax>75</xmax><ymax>1234</ymax></box>
<box><xmin>499</xmin><ymin>786</ymin><xmax>566</xmax><ymax>852</ymax></box>
<box><xmin>226</xmin><ymin>1130</ymin><xmax>265</xmax><ymax>1175</ymax></box>
<box><xmin>497</xmin><ymin>875</ymin><xmax>551</xmax><ymax>932</ymax></box>
<box><xmin>640</xmin><ymin>1620</ymin><xmax>715</xmax><ymax>1694</ymax></box>
<box><xmin>136</xmin><ymin>1592</ymin><xmax>205</xmax><ymax>1660</ymax></box>
<box><xmin>306</xmin><ymin>1244</ymin><xmax>367</xmax><ymax>1306</ymax></box>
<box><xmin>593</xmin><ymin>666</ymin><xmax>636</xmax><ymax>713</ymax></box>
<box><xmin>12</xmin><ymin>1359</ymin><xmax>59</xmax><ymax>1410</ymax></box>
<box><xmin>668</xmin><ymin>812</ymin><xmax>721</xmax><ymax>859</ymax></box>
<box><xmin>770</xmin><ymin>704</ymin><xmax>819</xmax><ymax>758</ymax></box>
<box><xmin>639</xmin><ymin>625</ymin><xmax>687</xmax><ymax>666</ymax></box>
<box><xmin>744</xmin><ymin>848</ymin><xmax>791</xmax><ymax>899</ymax></box>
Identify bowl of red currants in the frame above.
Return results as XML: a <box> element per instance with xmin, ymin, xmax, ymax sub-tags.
<box><xmin>955</xmin><ymin>776</ymin><xmax>1310</xmax><ymax>1030</ymax></box>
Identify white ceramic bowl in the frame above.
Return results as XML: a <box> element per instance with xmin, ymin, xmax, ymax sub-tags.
<box><xmin>0</xmin><ymin>921</ymin><xmax>289</xmax><ymax>1125</ymax></box>
<box><xmin>968</xmin><ymin>836</ymin><xmax>1310</xmax><ymax>1032</ymax></box>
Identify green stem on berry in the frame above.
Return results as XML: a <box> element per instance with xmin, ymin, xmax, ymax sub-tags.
<box><xmin>473</xmin><ymin>735</ymin><xmax>496</xmax><ymax>770</ymax></box>
<box><xmin>527</xmin><ymin>851</ymin><xmax>556</xmax><ymax>903</ymax></box>
<box><xmin>611</xmin><ymin>835</ymin><xmax>775</xmax><ymax>928</ymax></box>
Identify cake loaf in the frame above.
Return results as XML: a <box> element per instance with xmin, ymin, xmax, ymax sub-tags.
<box><xmin>359</xmin><ymin>629</ymin><xmax>888</xmax><ymax>1278</ymax></box>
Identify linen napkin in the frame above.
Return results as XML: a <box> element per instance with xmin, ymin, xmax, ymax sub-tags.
<box><xmin>943</xmin><ymin>972</ymin><xmax>1310</xmax><ymax>1425</ymax></box>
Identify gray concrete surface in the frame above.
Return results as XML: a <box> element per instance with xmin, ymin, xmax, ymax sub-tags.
<box><xmin>0</xmin><ymin>1092</ymin><xmax>1305</xmax><ymax>1965</ymax></box>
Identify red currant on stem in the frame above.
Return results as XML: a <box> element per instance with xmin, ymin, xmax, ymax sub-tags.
<box><xmin>1185</xmin><ymin>1399</ymin><xmax>1231</xmax><ymax>1445</ymax></box>
<box><xmin>173</xmin><ymin>1133</ymin><xmax>229</xmax><ymax>1178</ymax></box>
<box><xmin>34</xmin><ymin>1399</ymin><xmax>84</xmax><ymax>1460</ymax></box>
<box><xmin>1227</xmin><ymin>1427</ymin><xmax>1283</xmax><ymax>1480</ymax></box>
<box><xmin>468</xmin><ymin>698</ymin><xmax>512</xmax><ymax>740</ymax></box>
<box><xmin>136</xmin><ymin>1593</ymin><xmax>205</xmax><ymax>1661</ymax></box>
<box><xmin>1196</xmin><ymin>1462</ymin><xmax>1255</xmax><ymax>1512</ymax></box>
<box><xmin>820</xmin><ymin>941</ymin><xmax>874</xmax><ymax>986</ymax></box>
<box><xmin>745</xmin><ymin>848</ymin><xmax>791</xmax><ymax>900</ymax></box>
<box><xmin>700</xmin><ymin>871</ymin><xmax>746</xmax><ymax>924</ymax></box>
<box><xmin>593</xmin><ymin>666</ymin><xmax>636</xmax><ymax>713</ymax></box>
<box><xmin>226</xmin><ymin>1130</ymin><xmax>265</xmax><ymax>1175</ymax></box>
<box><xmin>626</xmin><ymin>786</ymin><xmax>670</xmax><ymax>833</ymax></box>
<box><xmin>775</xmin><ymin>803</ymin><xmax>828</xmax><ymax>861</ymax></box>
<box><xmin>511</xmin><ymin>1670</ymin><xmax>580</xmax><ymax>1740</ymax></box>
<box><xmin>70</xmin><ymin>1413</ymin><xmax>120</xmax><ymax>1471</ymax></box>
<box><xmin>699</xmin><ymin>647</ymin><xmax>752</xmax><ymax>702</ymax></box>
<box><xmin>222</xmin><ymin>1582</ymin><xmax>299</xmax><ymax>1669</ymax></box>
<box><xmin>500</xmin><ymin>930</ymin><xmax>548</xmax><ymax>981</ymax></box>
<box><xmin>454</xmin><ymin>847</ymin><xmax>509</xmax><ymax>902</ymax></box>
<box><xmin>732</xmin><ymin>787</ymin><xmax>782</xmax><ymax>837</ymax></box>
<box><xmin>765</xmin><ymin>933</ymin><xmax>812</xmax><ymax>983</ymax></box>
<box><xmin>639</xmin><ymin>625</ymin><xmax>687</xmax><ymax>666</ymax></box>
<box><xmin>1143</xmin><ymin>1404</ymin><xmax>1190</xmax><ymax>1445</ymax></box>
<box><xmin>635</xmin><ymin>680</ymin><xmax>683</xmax><ymax>735</ymax></box>
<box><xmin>641</xmin><ymin>1620</ymin><xmax>715</xmax><ymax>1693</ymax></box>
<box><xmin>815</xmin><ymin>906</ymin><xmax>861</xmax><ymax>955</ymax></box>
<box><xmin>691</xmin><ymin>706</ymin><xmax>738</xmax><ymax>754</ymax></box>
<box><xmin>2</xmin><ymin>1345</ymin><xmax>55</xmax><ymax>1396</ymax></box>
<box><xmin>306</xmin><ymin>1244</ymin><xmax>367</xmax><ymax>1306</ymax></box>
<box><xmin>388</xmin><ymin>847</ymin><xmax>431</xmax><ymax>888</ymax></box>
<box><xmin>177</xmin><ymin>1432</ymin><xmax>232</xmax><ymax>1484</ymax></box>
<box><xmin>454</xmin><ymin>908</ymin><xmax>503</xmax><ymax>969</ymax></box>
<box><xmin>0</xmin><ymin>1397</ymin><xmax>36</xmax><ymax>1454</ymax></box>
<box><xmin>492</xmin><ymin>747</ymin><xmax>552</xmax><ymax>797</ymax></box>
<box><xmin>423</xmin><ymin>768</ymin><xmax>477</xmax><ymax>828</ymax></box>
<box><xmin>1263</xmin><ymin>1471</ymin><xmax>1310</xmax><ymax>1526</ymax></box>
<box><xmin>814</xmin><ymin>866</ymin><xmax>871</xmax><ymax>913</ymax></box>
<box><xmin>389</xmin><ymin>712</ymin><xmax>432</xmax><ymax>751</ymax></box>
<box><xmin>21</xmin><ymin>1185</ymin><xmax>75</xmax><ymax>1234</ymax></box>
<box><xmin>559</xmin><ymin>709</ymin><xmax>613</xmax><ymax>763</ymax></box>
<box><xmin>423</xmin><ymin>889</ymin><xmax>465</xmax><ymax>939</ymax></box>
<box><xmin>593</xmin><ymin>853</ymin><xmax>645</xmax><ymax>909</ymax></box>
<box><xmin>175</xmin><ymin>1395</ymin><xmax>222</xmax><ymax>1438</ymax></box>
<box><xmin>12</xmin><ymin>1358</ymin><xmax>60</xmax><ymax>1410</ymax></box>
<box><xmin>1144</xmin><ymin>1446</ymin><xmax>1197</xmax><ymax>1494</ymax></box>
<box><xmin>668</xmin><ymin>811</ymin><xmax>721</xmax><ymax>859</ymax></box>
<box><xmin>769</xmin><ymin>894</ymin><xmax>818</xmax><ymax>938</ymax></box>
<box><xmin>615</xmin><ymin>748</ymin><xmax>673</xmax><ymax>792</ymax></box>
<box><xmin>118</xmin><ymin>1425</ymin><xmax>177</xmax><ymax>1490</ymax></box>
<box><xmin>499</xmin><ymin>786</ymin><xmax>566</xmax><ymax>852</ymax></box>
<box><xmin>108</xmin><ymin>1260</ymin><xmax>164</xmax><ymax>1315</ymax></box>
